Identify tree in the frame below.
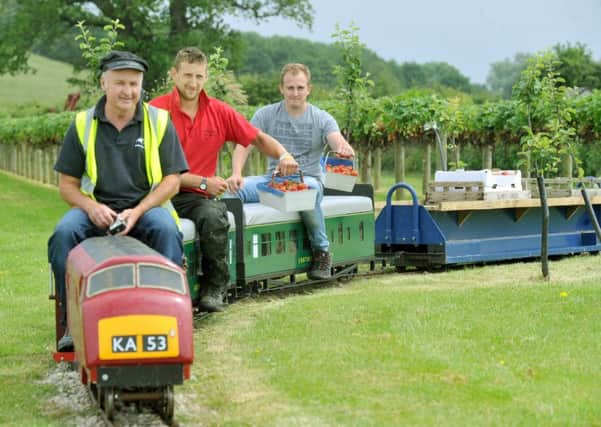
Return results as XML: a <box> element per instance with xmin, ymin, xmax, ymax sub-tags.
<box><xmin>513</xmin><ymin>51</ymin><xmax>578</xmax><ymax>178</ymax></box>
<box><xmin>553</xmin><ymin>42</ymin><xmax>601</xmax><ymax>90</ymax></box>
<box><xmin>486</xmin><ymin>52</ymin><xmax>532</xmax><ymax>98</ymax></box>
<box><xmin>238</xmin><ymin>73</ymin><xmax>280</xmax><ymax>105</ymax></box>
<box><xmin>512</xmin><ymin>51</ymin><xmax>579</xmax><ymax>281</ymax></box>
<box><xmin>422</xmin><ymin>62</ymin><xmax>472</xmax><ymax>93</ymax></box>
<box><xmin>0</xmin><ymin>0</ymin><xmax>314</xmax><ymax>89</ymax></box>
<box><xmin>331</xmin><ymin>22</ymin><xmax>373</xmax><ymax>142</ymax></box>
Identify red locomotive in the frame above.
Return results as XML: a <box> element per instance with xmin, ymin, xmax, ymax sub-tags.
<box><xmin>54</xmin><ymin>236</ymin><xmax>194</xmax><ymax>421</ymax></box>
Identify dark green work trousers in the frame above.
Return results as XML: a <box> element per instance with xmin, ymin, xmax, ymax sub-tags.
<box><xmin>172</xmin><ymin>192</ymin><xmax>230</xmax><ymax>297</ymax></box>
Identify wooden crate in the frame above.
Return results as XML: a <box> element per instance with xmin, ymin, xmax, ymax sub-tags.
<box><xmin>523</xmin><ymin>178</ymin><xmax>573</xmax><ymax>198</ymax></box>
<box><xmin>426</xmin><ymin>181</ymin><xmax>484</xmax><ymax>202</ymax></box>
<box><xmin>571</xmin><ymin>177</ymin><xmax>601</xmax><ymax>197</ymax></box>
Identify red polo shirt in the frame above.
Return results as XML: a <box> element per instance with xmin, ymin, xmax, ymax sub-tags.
<box><xmin>150</xmin><ymin>88</ymin><xmax>258</xmax><ymax>193</ymax></box>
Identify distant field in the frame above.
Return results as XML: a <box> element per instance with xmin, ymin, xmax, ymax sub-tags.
<box><xmin>0</xmin><ymin>54</ymin><xmax>79</xmax><ymax>114</ymax></box>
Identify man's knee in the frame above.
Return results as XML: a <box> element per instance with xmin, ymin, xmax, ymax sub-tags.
<box><xmin>197</xmin><ymin>203</ymin><xmax>229</xmax><ymax>233</ymax></box>
<box><xmin>143</xmin><ymin>208</ymin><xmax>180</xmax><ymax>233</ymax></box>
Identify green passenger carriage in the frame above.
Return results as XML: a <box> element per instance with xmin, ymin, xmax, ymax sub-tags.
<box><xmin>181</xmin><ymin>185</ymin><xmax>375</xmax><ymax>301</ymax></box>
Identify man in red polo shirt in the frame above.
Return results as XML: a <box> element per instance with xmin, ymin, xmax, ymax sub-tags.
<box><xmin>151</xmin><ymin>47</ymin><xmax>297</xmax><ymax>312</ymax></box>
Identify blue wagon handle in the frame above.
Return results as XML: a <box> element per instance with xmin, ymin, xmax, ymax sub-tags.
<box><xmin>384</xmin><ymin>182</ymin><xmax>420</xmax><ymax>244</ymax></box>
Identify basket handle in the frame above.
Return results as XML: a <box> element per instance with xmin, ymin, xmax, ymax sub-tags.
<box><xmin>322</xmin><ymin>151</ymin><xmax>356</xmax><ymax>169</ymax></box>
<box><xmin>271</xmin><ymin>169</ymin><xmax>305</xmax><ymax>185</ymax></box>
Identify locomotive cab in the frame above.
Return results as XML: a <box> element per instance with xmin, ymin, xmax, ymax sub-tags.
<box><xmin>64</xmin><ymin>236</ymin><xmax>194</xmax><ymax>420</ymax></box>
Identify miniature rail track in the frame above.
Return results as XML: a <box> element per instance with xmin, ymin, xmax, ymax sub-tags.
<box><xmin>85</xmin><ymin>383</ymin><xmax>179</xmax><ymax>427</ymax></box>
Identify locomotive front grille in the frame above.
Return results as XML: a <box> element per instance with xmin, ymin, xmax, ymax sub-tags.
<box><xmin>97</xmin><ymin>364</ymin><xmax>184</xmax><ymax>387</ymax></box>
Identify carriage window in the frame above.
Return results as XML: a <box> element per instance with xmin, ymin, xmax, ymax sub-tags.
<box><xmin>139</xmin><ymin>264</ymin><xmax>186</xmax><ymax>294</ymax></box>
<box><xmin>275</xmin><ymin>231</ymin><xmax>285</xmax><ymax>254</ymax></box>
<box><xmin>359</xmin><ymin>221</ymin><xmax>365</xmax><ymax>241</ymax></box>
<box><xmin>288</xmin><ymin>230</ymin><xmax>298</xmax><ymax>254</ymax></box>
<box><xmin>338</xmin><ymin>224</ymin><xmax>343</xmax><ymax>244</ymax></box>
<box><xmin>261</xmin><ymin>233</ymin><xmax>272</xmax><ymax>256</ymax></box>
<box><xmin>88</xmin><ymin>265</ymin><xmax>135</xmax><ymax>297</ymax></box>
<box><xmin>347</xmin><ymin>226</ymin><xmax>351</xmax><ymax>241</ymax></box>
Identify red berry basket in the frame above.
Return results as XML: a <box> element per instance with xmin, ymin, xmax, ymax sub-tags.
<box><xmin>257</xmin><ymin>170</ymin><xmax>318</xmax><ymax>212</ymax></box>
<box><xmin>321</xmin><ymin>151</ymin><xmax>358</xmax><ymax>192</ymax></box>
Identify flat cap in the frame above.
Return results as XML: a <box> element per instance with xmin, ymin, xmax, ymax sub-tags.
<box><xmin>99</xmin><ymin>51</ymin><xmax>148</xmax><ymax>73</ymax></box>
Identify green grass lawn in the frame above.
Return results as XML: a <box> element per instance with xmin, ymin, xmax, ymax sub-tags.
<box><xmin>192</xmin><ymin>261</ymin><xmax>601</xmax><ymax>426</ymax></box>
<box><xmin>0</xmin><ymin>172</ymin><xmax>67</xmax><ymax>426</ymax></box>
<box><xmin>0</xmin><ymin>54</ymin><xmax>80</xmax><ymax>115</ymax></box>
<box><xmin>3</xmin><ymin>171</ymin><xmax>601</xmax><ymax>426</ymax></box>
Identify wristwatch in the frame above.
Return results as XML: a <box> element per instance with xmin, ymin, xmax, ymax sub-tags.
<box><xmin>199</xmin><ymin>177</ymin><xmax>208</xmax><ymax>191</ymax></box>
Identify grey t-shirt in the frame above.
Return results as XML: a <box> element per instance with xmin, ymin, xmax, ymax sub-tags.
<box><xmin>251</xmin><ymin>101</ymin><xmax>339</xmax><ymax>177</ymax></box>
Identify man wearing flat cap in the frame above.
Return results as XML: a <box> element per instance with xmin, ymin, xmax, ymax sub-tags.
<box><xmin>48</xmin><ymin>51</ymin><xmax>189</xmax><ymax>352</ymax></box>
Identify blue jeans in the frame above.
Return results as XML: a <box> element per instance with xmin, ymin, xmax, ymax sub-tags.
<box><xmin>231</xmin><ymin>174</ymin><xmax>329</xmax><ymax>252</ymax></box>
<box><xmin>48</xmin><ymin>207</ymin><xmax>183</xmax><ymax>326</ymax></box>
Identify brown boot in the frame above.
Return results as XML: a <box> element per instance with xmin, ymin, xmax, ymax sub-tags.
<box><xmin>198</xmin><ymin>290</ymin><xmax>224</xmax><ymax>313</ymax></box>
<box><xmin>308</xmin><ymin>249</ymin><xmax>332</xmax><ymax>280</ymax></box>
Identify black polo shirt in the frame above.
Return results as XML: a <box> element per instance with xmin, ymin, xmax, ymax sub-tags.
<box><xmin>55</xmin><ymin>96</ymin><xmax>188</xmax><ymax>211</ymax></box>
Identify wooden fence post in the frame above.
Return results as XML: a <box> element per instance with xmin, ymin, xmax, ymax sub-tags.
<box><xmin>28</xmin><ymin>145</ymin><xmax>34</xmax><ymax>179</ymax></box>
<box><xmin>10</xmin><ymin>145</ymin><xmax>17</xmax><ymax>174</ymax></box>
<box><xmin>482</xmin><ymin>144</ymin><xmax>493</xmax><ymax>169</ymax></box>
<box><xmin>34</xmin><ymin>148</ymin><xmax>41</xmax><ymax>181</ymax></box>
<box><xmin>394</xmin><ymin>139</ymin><xmax>406</xmax><ymax>200</ymax></box>
<box><xmin>373</xmin><ymin>147</ymin><xmax>382</xmax><ymax>191</ymax></box>
<box><xmin>434</xmin><ymin>132</ymin><xmax>448</xmax><ymax>172</ymax></box>
<box><xmin>53</xmin><ymin>145</ymin><xmax>60</xmax><ymax>185</ymax></box>
<box><xmin>453</xmin><ymin>140</ymin><xmax>462</xmax><ymax>169</ymax></box>
<box><xmin>360</xmin><ymin>147</ymin><xmax>372</xmax><ymax>184</ymax></box>
<box><xmin>422</xmin><ymin>141</ymin><xmax>432</xmax><ymax>197</ymax></box>
<box><xmin>561</xmin><ymin>154</ymin><xmax>573</xmax><ymax>178</ymax></box>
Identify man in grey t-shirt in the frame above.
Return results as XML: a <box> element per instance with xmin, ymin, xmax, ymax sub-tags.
<box><xmin>227</xmin><ymin>63</ymin><xmax>355</xmax><ymax>279</ymax></box>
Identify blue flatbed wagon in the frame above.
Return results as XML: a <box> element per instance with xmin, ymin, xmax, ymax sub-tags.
<box><xmin>376</xmin><ymin>183</ymin><xmax>601</xmax><ymax>268</ymax></box>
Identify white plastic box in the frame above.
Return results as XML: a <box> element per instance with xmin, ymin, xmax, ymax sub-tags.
<box><xmin>257</xmin><ymin>182</ymin><xmax>317</xmax><ymax>213</ymax></box>
<box><xmin>434</xmin><ymin>169</ymin><xmax>523</xmax><ymax>192</ymax></box>
<box><xmin>321</xmin><ymin>153</ymin><xmax>357</xmax><ymax>192</ymax></box>
<box><xmin>324</xmin><ymin>172</ymin><xmax>357</xmax><ymax>192</ymax></box>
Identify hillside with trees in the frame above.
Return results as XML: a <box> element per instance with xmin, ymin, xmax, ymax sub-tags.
<box><xmin>27</xmin><ymin>26</ymin><xmax>490</xmax><ymax>105</ymax></box>
<box><xmin>233</xmin><ymin>32</ymin><xmax>489</xmax><ymax>104</ymax></box>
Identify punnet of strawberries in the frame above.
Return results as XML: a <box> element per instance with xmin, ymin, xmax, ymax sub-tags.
<box><xmin>325</xmin><ymin>164</ymin><xmax>358</xmax><ymax>176</ymax></box>
<box><xmin>268</xmin><ymin>179</ymin><xmax>310</xmax><ymax>192</ymax></box>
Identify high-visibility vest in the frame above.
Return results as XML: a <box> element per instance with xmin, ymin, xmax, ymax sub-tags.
<box><xmin>74</xmin><ymin>102</ymin><xmax>181</xmax><ymax>229</ymax></box>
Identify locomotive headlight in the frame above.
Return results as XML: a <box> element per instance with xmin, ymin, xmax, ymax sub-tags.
<box><xmin>169</xmin><ymin>329</ymin><xmax>176</xmax><ymax>337</ymax></box>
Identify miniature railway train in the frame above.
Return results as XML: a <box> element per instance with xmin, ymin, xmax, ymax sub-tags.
<box><xmin>52</xmin><ymin>179</ymin><xmax>601</xmax><ymax>422</ymax></box>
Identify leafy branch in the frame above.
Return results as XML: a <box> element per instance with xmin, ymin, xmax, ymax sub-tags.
<box><xmin>513</xmin><ymin>51</ymin><xmax>580</xmax><ymax>177</ymax></box>
<box><xmin>67</xmin><ymin>18</ymin><xmax>125</xmax><ymax>104</ymax></box>
<box><xmin>332</xmin><ymin>22</ymin><xmax>373</xmax><ymax>142</ymax></box>
<box><xmin>206</xmin><ymin>47</ymin><xmax>247</xmax><ymax>106</ymax></box>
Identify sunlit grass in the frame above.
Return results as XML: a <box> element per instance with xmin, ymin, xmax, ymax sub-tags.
<box><xmin>188</xmin><ymin>256</ymin><xmax>601</xmax><ymax>426</ymax></box>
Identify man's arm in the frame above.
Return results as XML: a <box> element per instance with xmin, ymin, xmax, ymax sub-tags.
<box><xmin>227</xmin><ymin>131</ymin><xmax>298</xmax><ymax>192</ymax></box>
<box><xmin>58</xmin><ymin>173</ymin><xmax>117</xmax><ymax>230</ymax></box>
<box><xmin>326</xmin><ymin>131</ymin><xmax>355</xmax><ymax>158</ymax></box>
<box><xmin>180</xmin><ymin>172</ymin><xmax>230</xmax><ymax>198</ymax></box>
